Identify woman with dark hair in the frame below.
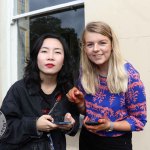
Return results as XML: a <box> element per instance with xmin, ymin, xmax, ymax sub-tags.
<box><xmin>0</xmin><ymin>33</ymin><xmax>79</xmax><ymax>150</ymax></box>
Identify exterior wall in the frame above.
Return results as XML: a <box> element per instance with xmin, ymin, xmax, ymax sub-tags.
<box><xmin>0</xmin><ymin>1</ymin><xmax>18</xmax><ymax>104</ymax></box>
<box><xmin>85</xmin><ymin>0</ymin><xmax>150</xmax><ymax>149</ymax></box>
<box><xmin>0</xmin><ymin>1</ymin><xmax>11</xmax><ymax>103</ymax></box>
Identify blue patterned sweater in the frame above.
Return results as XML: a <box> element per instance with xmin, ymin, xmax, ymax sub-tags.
<box><xmin>78</xmin><ymin>62</ymin><xmax>147</xmax><ymax>137</ymax></box>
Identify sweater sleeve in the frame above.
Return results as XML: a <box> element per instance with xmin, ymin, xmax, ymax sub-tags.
<box><xmin>125</xmin><ymin>65</ymin><xmax>147</xmax><ymax>131</ymax></box>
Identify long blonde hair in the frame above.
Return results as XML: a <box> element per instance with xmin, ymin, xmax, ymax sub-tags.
<box><xmin>80</xmin><ymin>21</ymin><xmax>128</xmax><ymax>94</ymax></box>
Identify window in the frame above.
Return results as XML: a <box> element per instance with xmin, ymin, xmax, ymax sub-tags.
<box><xmin>14</xmin><ymin>0</ymin><xmax>83</xmax><ymax>14</ymax></box>
<box><xmin>14</xmin><ymin>0</ymin><xmax>84</xmax><ymax>79</ymax></box>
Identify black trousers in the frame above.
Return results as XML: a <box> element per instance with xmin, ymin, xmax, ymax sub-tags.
<box><xmin>79</xmin><ymin>127</ymin><xmax>132</xmax><ymax>150</ymax></box>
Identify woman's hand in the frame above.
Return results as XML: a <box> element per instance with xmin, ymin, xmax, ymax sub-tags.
<box><xmin>66</xmin><ymin>87</ymin><xmax>84</xmax><ymax>104</ymax></box>
<box><xmin>57</xmin><ymin>113</ymin><xmax>75</xmax><ymax>130</ymax></box>
<box><xmin>36</xmin><ymin>115</ymin><xmax>58</xmax><ymax>132</ymax></box>
<box><xmin>67</xmin><ymin>87</ymin><xmax>86</xmax><ymax>114</ymax></box>
<box><xmin>83</xmin><ymin>116</ymin><xmax>132</xmax><ymax>132</ymax></box>
<box><xmin>83</xmin><ymin>116</ymin><xmax>110</xmax><ymax>133</ymax></box>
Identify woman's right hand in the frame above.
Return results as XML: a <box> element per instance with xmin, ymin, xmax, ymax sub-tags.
<box><xmin>66</xmin><ymin>87</ymin><xmax>84</xmax><ymax>104</ymax></box>
<box><xmin>36</xmin><ymin>115</ymin><xmax>58</xmax><ymax>132</ymax></box>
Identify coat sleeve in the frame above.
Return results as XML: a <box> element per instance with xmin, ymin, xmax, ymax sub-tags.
<box><xmin>65</xmin><ymin>102</ymin><xmax>80</xmax><ymax>136</ymax></box>
<box><xmin>0</xmin><ymin>84</ymin><xmax>40</xmax><ymax>145</ymax></box>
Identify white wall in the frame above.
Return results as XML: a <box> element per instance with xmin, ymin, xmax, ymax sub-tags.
<box><xmin>0</xmin><ymin>1</ymin><xmax>11</xmax><ymax>103</ymax></box>
<box><xmin>85</xmin><ymin>0</ymin><xmax>150</xmax><ymax>149</ymax></box>
<box><xmin>0</xmin><ymin>1</ymin><xmax>18</xmax><ymax>104</ymax></box>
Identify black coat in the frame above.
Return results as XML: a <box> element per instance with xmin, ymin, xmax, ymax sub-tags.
<box><xmin>0</xmin><ymin>79</ymin><xmax>79</xmax><ymax>150</ymax></box>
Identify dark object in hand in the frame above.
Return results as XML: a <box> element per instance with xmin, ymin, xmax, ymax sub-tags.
<box><xmin>85</xmin><ymin>121</ymin><xmax>100</xmax><ymax>126</ymax></box>
<box><xmin>53</xmin><ymin>121</ymin><xmax>71</xmax><ymax>125</ymax></box>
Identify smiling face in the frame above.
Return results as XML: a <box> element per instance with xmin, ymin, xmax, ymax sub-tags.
<box><xmin>84</xmin><ymin>31</ymin><xmax>112</xmax><ymax>70</ymax></box>
<box><xmin>37</xmin><ymin>38</ymin><xmax>64</xmax><ymax>77</ymax></box>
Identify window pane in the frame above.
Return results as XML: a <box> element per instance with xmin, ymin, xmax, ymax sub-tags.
<box><xmin>30</xmin><ymin>7</ymin><xmax>84</xmax><ymax>79</ymax></box>
<box><xmin>30</xmin><ymin>0</ymin><xmax>76</xmax><ymax>11</ymax></box>
<box><xmin>18</xmin><ymin>18</ymin><xmax>30</xmax><ymax>79</ymax></box>
<box><xmin>14</xmin><ymin>0</ymin><xmax>29</xmax><ymax>15</ymax></box>
<box><xmin>14</xmin><ymin>0</ymin><xmax>78</xmax><ymax>15</ymax></box>
<box><xmin>17</xmin><ymin>7</ymin><xmax>84</xmax><ymax>79</ymax></box>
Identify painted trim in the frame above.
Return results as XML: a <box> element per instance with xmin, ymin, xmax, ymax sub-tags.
<box><xmin>11</xmin><ymin>0</ymin><xmax>84</xmax><ymax>23</ymax></box>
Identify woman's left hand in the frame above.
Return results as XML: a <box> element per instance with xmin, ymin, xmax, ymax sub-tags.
<box><xmin>57</xmin><ymin>113</ymin><xmax>75</xmax><ymax>130</ymax></box>
<box><xmin>83</xmin><ymin>116</ymin><xmax>111</xmax><ymax>133</ymax></box>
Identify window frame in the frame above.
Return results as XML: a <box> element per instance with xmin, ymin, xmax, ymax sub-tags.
<box><xmin>10</xmin><ymin>0</ymin><xmax>84</xmax><ymax>81</ymax></box>
<box><xmin>12</xmin><ymin>0</ymin><xmax>84</xmax><ymax>22</ymax></box>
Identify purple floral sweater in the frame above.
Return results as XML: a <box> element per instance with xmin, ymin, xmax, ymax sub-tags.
<box><xmin>78</xmin><ymin>62</ymin><xmax>147</xmax><ymax>137</ymax></box>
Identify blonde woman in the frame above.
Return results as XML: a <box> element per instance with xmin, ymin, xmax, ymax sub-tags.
<box><xmin>67</xmin><ymin>21</ymin><xmax>147</xmax><ymax>150</ymax></box>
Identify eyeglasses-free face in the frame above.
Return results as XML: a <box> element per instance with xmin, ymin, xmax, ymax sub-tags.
<box><xmin>37</xmin><ymin>38</ymin><xmax>64</xmax><ymax>77</ymax></box>
<box><xmin>83</xmin><ymin>31</ymin><xmax>112</xmax><ymax>68</ymax></box>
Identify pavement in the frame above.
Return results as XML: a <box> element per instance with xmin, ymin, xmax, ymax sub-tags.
<box><xmin>66</xmin><ymin>129</ymin><xmax>80</xmax><ymax>150</ymax></box>
<box><xmin>66</xmin><ymin>115</ymin><xmax>83</xmax><ymax>150</ymax></box>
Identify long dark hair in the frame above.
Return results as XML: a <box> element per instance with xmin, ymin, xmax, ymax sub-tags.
<box><xmin>23</xmin><ymin>33</ymin><xmax>74</xmax><ymax>94</ymax></box>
